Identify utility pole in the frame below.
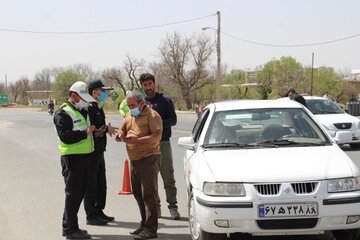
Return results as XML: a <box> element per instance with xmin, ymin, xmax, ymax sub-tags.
<box><xmin>310</xmin><ymin>53</ymin><xmax>314</xmax><ymax>96</ymax></box>
<box><xmin>216</xmin><ymin>11</ymin><xmax>221</xmax><ymax>101</ymax></box>
<box><xmin>4</xmin><ymin>74</ymin><xmax>7</xmax><ymax>95</ymax></box>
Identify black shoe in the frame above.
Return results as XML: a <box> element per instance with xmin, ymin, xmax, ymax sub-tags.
<box><xmin>64</xmin><ymin>229</ymin><xmax>91</xmax><ymax>239</ymax></box>
<box><xmin>130</xmin><ymin>227</ymin><xmax>144</xmax><ymax>235</ymax></box>
<box><xmin>133</xmin><ymin>229</ymin><xmax>157</xmax><ymax>240</ymax></box>
<box><xmin>62</xmin><ymin>229</ymin><xmax>88</xmax><ymax>237</ymax></box>
<box><xmin>169</xmin><ymin>207</ymin><xmax>180</xmax><ymax>220</ymax></box>
<box><xmin>98</xmin><ymin>211</ymin><xmax>115</xmax><ymax>222</ymax></box>
<box><xmin>86</xmin><ymin>216</ymin><xmax>108</xmax><ymax>225</ymax></box>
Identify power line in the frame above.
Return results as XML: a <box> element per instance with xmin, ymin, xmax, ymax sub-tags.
<box><xmin>0</xmin><ymin>13</ymin><xmax>216</xmax><ymax>34</ymax></box>
<box><xmin>221</xmin><ymin>31</ymin><xmax>360</xmax><ymax>47</ymax></box>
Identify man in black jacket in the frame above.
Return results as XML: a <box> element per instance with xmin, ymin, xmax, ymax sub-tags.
<box><xmin>84</xmin><ymin>79</ymin><xmax>116</xmax><ymax>225</ymax></box>
<box><xmin>140</xmin><ymin>73</ymin><xmax>180</xmax><ymax>220</ymax></box>
<box><xmin>285</xmin><ymin>88</ymin><xmax>307</xmax><ymax>107</ymax></box>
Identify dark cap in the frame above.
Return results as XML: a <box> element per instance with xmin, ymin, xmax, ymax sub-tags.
<box><xmin>88</xmin><ymin>79</ymin><xmax>114</xmax><ymax>93</ymax></box>
<box><xmin>284</xmin><ymin>87</ymin><xmax>295</xmax><ymax>97</ymax></box>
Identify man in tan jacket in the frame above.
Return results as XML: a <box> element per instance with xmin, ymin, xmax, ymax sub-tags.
<box><xmin>116</xmin><ymin>90</ymin><xmax>162</xmax><ymax>240</ymax></box>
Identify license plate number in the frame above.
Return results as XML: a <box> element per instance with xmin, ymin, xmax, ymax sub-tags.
<box><xmin>259</xmin><ymin>203</ymin><xmax>318</xmax><ymax>218</ymax></box>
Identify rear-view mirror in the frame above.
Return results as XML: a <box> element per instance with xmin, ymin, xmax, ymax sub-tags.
<box><xmin>178</xmin><ymin>137</ymin><xmax>195</xmax><ymax>151</ymax></box>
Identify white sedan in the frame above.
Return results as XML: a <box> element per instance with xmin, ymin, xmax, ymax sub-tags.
<box><xmin>304</xmin><ymin>96</ymin><xmax>360</xmax><ymax>149</ymax></box>
<box><xmin>178</xmin><ymin>100</ymin><xmax>360</xmax><ymax>240</ymax></box>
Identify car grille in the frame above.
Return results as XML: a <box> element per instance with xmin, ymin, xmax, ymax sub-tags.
<box><xmin>291</xmin><ymin>182</ymin><xmax>318</xmax><ymax>194</ymax></box>
<box><xmin>334</xmin><ymin>122</ymin><xmax>352</xmax><ymax>129</ymax></box>
<box><xmin>254</xmin><ymin>182</ymin><xmax>318</xmax><ymax>195</ymax></box>
<box><xmin>254</xmin><ymin>184</ymin><xmax>281</xmax><ymax>195</ymax></box>
<box><xmin>257</xmin><ymin>218</ymin><xmax>318</xmax><ymax>230</ymax></box>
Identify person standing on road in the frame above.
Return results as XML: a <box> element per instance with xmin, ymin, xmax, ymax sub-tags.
<box><xmin>119</xmin><ymin>91</ymin><xmax>130</xmax><ymax>117</ymax></box>
<box><xmin>115</xmin><ymin>90</ymin><xmax>163</xmax><ymax>240</ymax></box>
<box><xmin>53</xmin><ymin>81</ymin><xmax>95</xmax><ymax>239</ymax></box>
<box><xmin>285</xmin><ymin>87</ymin><xmax>307</xmax><ymax>107</ymax></box>
<box><xmin>139</xmin><ymin>73</ymin><xmax>180</xmax><ymax>220</ymax></box>
<box><xmin>84</xmin><ymin>79</ymin><xmax>116</xmax><ymax>226</ymax></box>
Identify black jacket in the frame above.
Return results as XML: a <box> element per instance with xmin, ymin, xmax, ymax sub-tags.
<box><xmin>145</xmin><ymin>92</ymin><xmax>177</xmax><ymax>141</ymax></box>
<box><xmin>88</xmin><ymin>102</ymin><xmax>107</xmax><ymax>152</ymax></box>
<box><xmin>53</xmin><ymin>101</ymin><xmax>88</xmax><ymax>145</ymax></box>
<box><xmin>291</xmin><ymin>93</ymin><xmax>307</xmax><ymax>107</ymax></box>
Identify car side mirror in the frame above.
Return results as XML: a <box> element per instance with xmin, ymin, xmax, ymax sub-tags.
<box><xmin>178</xmin><ymin>137</ymin><xmax>195</xmax><ymax>151</ymax></box>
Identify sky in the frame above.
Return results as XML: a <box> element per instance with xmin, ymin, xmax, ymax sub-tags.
<box><xmin>0</xmin><ymin>0</ymin><xmax>360</xmax><ymax>83</ymax></box>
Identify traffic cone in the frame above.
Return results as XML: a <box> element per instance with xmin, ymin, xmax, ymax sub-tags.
<box><xmin>118</xmin><ymin>159</ymin><xmax>132</xmax><ymax>195</ymax></box>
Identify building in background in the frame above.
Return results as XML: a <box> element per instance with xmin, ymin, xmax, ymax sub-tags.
<box><xmin>26</xmin><ymin>90</ymin><xmax>54</xmax><ymax>106</ymax></box>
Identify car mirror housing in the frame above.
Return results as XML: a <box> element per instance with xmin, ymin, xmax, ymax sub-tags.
<box><xmin>178</xmin><ymin>137</ymin><xmax>195</xmax><ymax>151</ymax></box>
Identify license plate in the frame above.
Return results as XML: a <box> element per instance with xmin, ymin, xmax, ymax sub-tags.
<box><xmin>259</xmin><ymin>203</ymin><xmax>318</xmax><ymax>218</ymax></box>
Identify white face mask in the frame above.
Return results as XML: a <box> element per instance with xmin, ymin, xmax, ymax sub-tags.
<box><xmin>75</xmin><ymin>100</ymin><xmax>89</xmax><ymax>110</ymax></box>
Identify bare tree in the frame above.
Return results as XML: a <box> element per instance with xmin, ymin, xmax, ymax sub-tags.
<box><xmin>123</xmin><ymin>54</ymin><xmax>146</xmax><ymax>91</ymax></box>
<box><xmin>31</xmin><ymin>68</ymin><xmax>52</xmax><ymax>90</ymax></box>
<box><xmin>102</xmin><ymin>68</ymin><xmax>126</xmax><ymax>95</ymax></box>
<box><xmin>9</xmin><ymin>78</ymin><xmax>30</xmax><ymax>103</ymax></box>
<box><xmin>159</xmin><ymin>32</ymin><xmax>214</xmax><ymax>109</ymax></box>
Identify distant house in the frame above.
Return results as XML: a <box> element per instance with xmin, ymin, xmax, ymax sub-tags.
<box><xmin>26</xmin><ymin>91</ymin><xmax>54</xmax><ymax>106</ymax></box>
<box><xmin>351</xmin><ymin>70</ymin><xmax>360</xmax><ymax>81</ymax></box>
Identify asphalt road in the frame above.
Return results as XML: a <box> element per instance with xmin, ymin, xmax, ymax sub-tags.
<box><xmin>0</xmin><ymin>108</ymin><xmax>359</xmax><ymax>240</ymax></box>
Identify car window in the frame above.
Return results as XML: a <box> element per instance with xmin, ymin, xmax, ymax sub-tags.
<box><xmin>306</xmin><ymin>99</ymin><xmax>344</xmax><ymax>114</ymax></box>
<box><xmin>192</xmin><ymin>108</ymin><xmax>209</xmax><ymax>142</ymax></box>
<box><xmin>203</xmin><ymin>108</ymin><xmax>330</xmax><ymax>147</ymax></box>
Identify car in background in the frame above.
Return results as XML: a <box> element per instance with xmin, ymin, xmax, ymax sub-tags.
<box><xmin>178</xmin><ymin>100</ymin><xmax>360</xmax><ymax>240</ymax></box>
<box><xmin>304</xmin><ymin>96</ymin><xmax>360</xmax><ymax>149</ymax></box>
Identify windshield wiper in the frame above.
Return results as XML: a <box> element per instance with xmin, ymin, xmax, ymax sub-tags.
<box><xmin>257</xmin><ymin>139</ymin><xmax>298</xmax><ymax>145</ymax></box>
<box><xmin>202</xmin><ymin>143</ymin><xmax>249</xmax><ymax>148</ymax></box>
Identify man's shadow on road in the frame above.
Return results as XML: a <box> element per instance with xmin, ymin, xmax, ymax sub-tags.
<box><xmin>91</xmin><ymin>218</ymin><xmax>190</xmax><ymax>239</ymax></box>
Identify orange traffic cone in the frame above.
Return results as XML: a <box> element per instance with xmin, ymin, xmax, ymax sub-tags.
<box><xmin>118</xmin><ymin>159</ymin><xmax>132</xmax><ymax>195</ymax></box>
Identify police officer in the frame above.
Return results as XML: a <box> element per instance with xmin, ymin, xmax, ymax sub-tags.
<box><xmin>84</xmin><ymin>79</ymin><xmax>116</xmax><ymax>225</ymax></box>
<box><xmin>53</xmin><ymin>81</ymin><xmax>95</xmax><ymax>239</ymax></box>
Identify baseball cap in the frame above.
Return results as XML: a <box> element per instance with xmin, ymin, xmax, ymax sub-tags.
<box><xmin>88</xmin><ymin>79</ymin><xmax>114</xmax><ymax>93</ymax></box>
<box><xmin>69</xmin><ymin>81</ymin><xmax>96</xmax><ymax>102</ymax></box>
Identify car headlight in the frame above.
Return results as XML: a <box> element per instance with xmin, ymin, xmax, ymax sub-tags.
<box><xmin>203</xmin><ymin>182</ymin><xmax>246</xmax><ymax>196</ymax></box>
<box><xmin>328</xmin><ymin>177</ymin><xmax>360</xmax><ymax>193</ymax></box>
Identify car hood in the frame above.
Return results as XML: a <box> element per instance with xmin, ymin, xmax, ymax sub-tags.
<box><xmin>202</xmin><ymin>146</ymin><xmax>357</xmax><ymax>182</ymax></box>
<box><xmin>314</xmin><ymin>113</ymin><xmax>359</xmax><ymax>127</ymax></box>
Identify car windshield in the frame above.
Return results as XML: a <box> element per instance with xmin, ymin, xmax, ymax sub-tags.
<box><xmin>306</xmin><ymin>99</ymin><xmax>345</xmax><ymax>114</ymax></box>
<box><xmin>203</xmin><ymin>108</ymin><xmax>331</xmax><ymax>148</ymax></box>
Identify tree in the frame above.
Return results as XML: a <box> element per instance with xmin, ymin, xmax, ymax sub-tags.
<box><xmin>102</xmin><ymin>67</ymin><xmax>126</xmax><ymax>95</ymax></box>
<box><xmin>9</xmin><ymin>78</ymin><xmax>30</xmax><ymax>103</ymax></box>
<box><xmin>51</xmin><ymin>71</ymin><xmax>84</xmax><ymax>103</ymax></box>
<box><xmin>255</xmin><ymin>62</ymin><xmax>275</xmax><ymax>99</ymax></box>
<box><xmin>31</xmin><ymin>68</ymin><xmax>52</xmax><ymax>90</ymax></box>
<box><xmin>159</xmin><ymin>32</ymin><xmax>214</xmax><ymax>109</ymax></box>
<box><xmin>222</xmin><ymin>69</ymin><xmax>247</xmax><ymax>99</ymax></box>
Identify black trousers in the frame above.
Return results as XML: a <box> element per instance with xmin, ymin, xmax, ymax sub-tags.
<box><xmin>131</xmin><ymin>154</ymin><xmax>160</xmax><ymax>234</ymax></box>
<box><xmin>61</xmin><ymin>154</ymin><xmax>89</xmax><ymax>234</ymax></box>
<box><xmin>84</xmin><ymin>151</ymin><xmax>107</xmax><ymax>218</ymax></box>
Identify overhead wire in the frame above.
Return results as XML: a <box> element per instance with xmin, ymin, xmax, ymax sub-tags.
<box><xmin>0</xmin><ymin>12</ymin><xmax>359</xmax><ymax>47</ymax></box>
<box><xmin>0</xmin><ymin>13</ymin><xmax>216</xmax><ymax>34</ymax></box>
<box><xmin>221</xmin><ymin>31</ymin><xmax>360</xmax><ymax>47</ymax></box>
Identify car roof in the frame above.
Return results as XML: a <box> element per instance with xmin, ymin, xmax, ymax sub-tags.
<box><xmin>303</xmin><ymin>96</ymin><xmax>329</xmax><ymax>100</ymax></box>
<box><xmin>208</xmin><ymin>99</ymin><xmax>304</xmax><ymax>112</ymax></box>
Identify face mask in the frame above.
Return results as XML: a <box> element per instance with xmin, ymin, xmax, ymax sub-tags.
<box><xmin>98</xmin><ymin>91</ymin><xmax>108</xmax><ymax>102</ymax></box>
<box><xmin>76</xmin><ymin>100</ymin><xmax>89</xmax><ymax>110</ymax></box>
<box><xmin>130</xmin><ymin>107</ymin><xmax>141</xmax><ymax>117</ymax></box>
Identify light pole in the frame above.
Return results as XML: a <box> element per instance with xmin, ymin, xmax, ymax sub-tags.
<box><xmin>202</xmin><ymin>11</ymin><xmax>221</xmax><ymax>101</ymax></box>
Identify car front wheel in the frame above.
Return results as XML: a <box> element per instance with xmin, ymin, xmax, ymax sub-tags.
<box><xmin>332</xmin><ymin>229</ymin><xmax>360</xmax><ymax>240</ymax></box>
<box><xmin>188</xmin><ymin>191</ymin><xmax>223</xmax><ymax>240</ymax></box>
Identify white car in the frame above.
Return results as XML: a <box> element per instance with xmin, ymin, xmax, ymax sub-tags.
<box><xmin>304</xmin><ymin>96</ymin><xmax>360</xmax><ymax>149</ymax></box>
<box><xmin>178</xmin><ymin>100</ymin><xmax>360</xmax><ymax>240</ymax></box>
